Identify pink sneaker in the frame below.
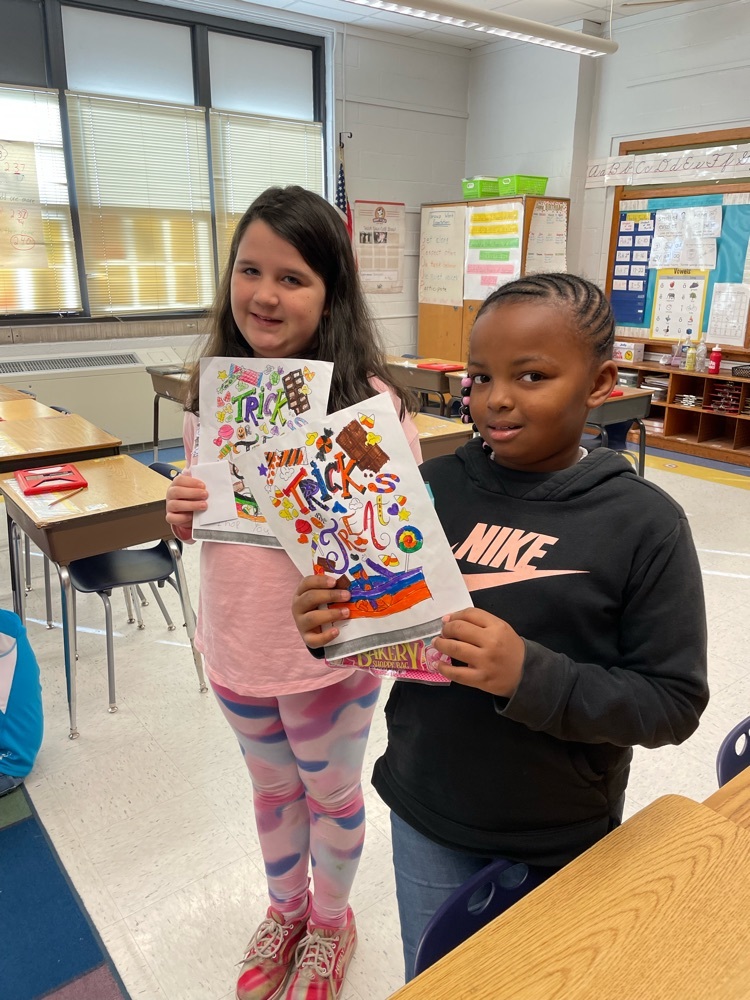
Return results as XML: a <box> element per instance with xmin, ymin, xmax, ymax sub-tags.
<box><xmin>285</xmin><ymin>908</ymin><xmax>357</xmax><ymax>1000</ymax></box>
<box><xmin>236</xmin><ymin>899</ymin><xmax>311</xmax><ymax>1000</ymax></box>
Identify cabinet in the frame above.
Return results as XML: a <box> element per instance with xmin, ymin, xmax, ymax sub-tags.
<box><xmin>417</xmin><ymin>196</ymin><xmax>570</xmax><ymax>361</ymax></box>
<box><xmin>617</xmin><ymin>360</ymin><xmax>750</xmax><ymax>467</ymax></box>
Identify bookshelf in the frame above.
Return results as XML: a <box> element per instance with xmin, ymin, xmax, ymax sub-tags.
<box><xmin>616</xmin><ymin>360</ymin><xmax>750</xmax><ymax>467</ymax></box>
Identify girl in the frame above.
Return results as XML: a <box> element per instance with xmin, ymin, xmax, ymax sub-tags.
<box><xmin>166</xmin><ymin>186</ymin><xmax>420</xmax><ymax>1000</ymax></box>
<box><xmin>292</xmin><ymin>273</ymin><xmax>709</xmax><ymax>982</ymax></box>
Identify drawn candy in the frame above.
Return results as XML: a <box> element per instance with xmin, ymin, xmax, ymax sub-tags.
<box><xmin>396</xmin><ymin>526</ymin><xmax>423</xmax><ymax>553</ymax></box>
<box><xmin>366</xmin><ymin>432</ymin><xmax>382</xmax><ymax>446</ymax></box>
<box><xmin>381</xmin><ymin>554</ymin><xmax>400</xmax><ymax>568</ymax></box>
<box><xmin>295</xmin><ymin>518</ymin><xmax>312</xmax><ymax>544</ymax></box>
<box><xmin>359</xmin><ymin>412</ymin><xmax>375</xmax><ymax>429</ymax></box>
<box><xmin>217</xmin><ymin>424</ymin><xmax>233</xmax><ymax>440</ymax></box>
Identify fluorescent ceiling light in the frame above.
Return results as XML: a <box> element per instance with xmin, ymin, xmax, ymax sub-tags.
<box><xmin>341</xmin><ymin>0</ymin><xmax>618</xmax><ymax>56</ymax></box>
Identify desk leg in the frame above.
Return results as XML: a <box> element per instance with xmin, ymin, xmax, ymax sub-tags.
<box><xmin>635</xmin><ymin>417</ymin><xmax>646</xmax><ymax>477</ymax></box>
<box><xmin>43</xmin><ymin>557</ymin><xmax>54</xmax><ymax>628</ymax></box>
<box><xmin>7</xmin><ymin>519</ymin><xmax>25</xmax><ymax>621</ymax></box>
<box><xmin>153</xmin><ymin>393</ymin><xmax>161</xmax><ymax>462</ymax></box>
<box><xmin>57</xmin><ymin>564</ymin><xmax>80</xmax><ymax>739</ymax></box>
<box><xmin>166</xmin><ymin>538</ymin><xmax>208</xmax><ymax>693</ymax></box>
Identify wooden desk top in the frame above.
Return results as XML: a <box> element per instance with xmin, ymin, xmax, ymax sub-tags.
<box><xmin>413</xmin><ymin>413</ymin><xmax>472</xmax><ymax>440</ymax></box>
<box><xmin>390</xmin><ymin>794</ymin><xmax>750</xmax><ymax>1000</ymax></box>
<box><xmin>0</xmin><ymin>413</ymin><xmax>121</xmax><ymax>473</ymax></box>
<box><xmin>0</xmin><ymin>455</ymin><xmax>171</xmax><ymax>564</ymax></box>
<box><xmin>0</xmin><ymin>399</ymin><xmax>58</xmax><ymax>421</ymax></box>
<box><xmin>704</xmin><ymin>765</ymin><xmax>750</xmax><ymax>830</ymax></box>
<box><xmin>0</xmin><ymin>384</ymin><xmax>35</xmax><ymax>402</ymax></box>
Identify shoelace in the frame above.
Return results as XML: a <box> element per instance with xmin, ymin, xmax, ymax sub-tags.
<box><xmin>240</xmin><ymin>917</ymin><xmax>286</xmax><ymax>963</ymax></box>
<box><xmin>296</xmin><ymin>931</ymin><xmax>338</xmax><ymax>977</ymax></box>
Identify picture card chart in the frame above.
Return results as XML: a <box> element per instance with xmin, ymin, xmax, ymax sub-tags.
<box><xmin>707</xmin><ymin>283</ymin><xmax>750</xmax><ymax>347</ymax></box>
<box><xmin>354</xmin><ymin>201</ymin><xmax>405</xmax><ymax>293</ymax></box>
<box><xmin>651</xmin><ymin>270</ymin><xmax>708</xmax><ymax>341</ymax></box>
<box><xmin>609</xmin><ymin>210</ymin><xmax>655</xmax><ymax>324</ymax></box>
<box><xmin>195</xmin><ymin>357</ymin><xmax>333</xmax><ymax>545</ymax></box>
<box><xmin>238</xmin><ymin>392</ymin><xmax>471</xmax><ymax>659</ymax></box>
<box><xmin>524</xmin><ymin>200</ymin><xmax>568</xmax><ymax>275</ymax></box>
<box><xmin>418</xmin><ymin>205</ymin><xmax>466</xmax><ymax>307</ymax></box>
<box><xmin>464</xmin><ymin>201</ymin><xmax>523</xmax><ymax>299</ymax></box>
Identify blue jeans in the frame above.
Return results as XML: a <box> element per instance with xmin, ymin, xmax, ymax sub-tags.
<box><xmin>390</xmin><ymin>813</ymin><xmax>515</xmax><ymax>983</ymax></box>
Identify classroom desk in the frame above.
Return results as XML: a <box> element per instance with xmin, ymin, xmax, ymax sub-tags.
<box><xmin>0</xmin><ymin>455</ymin><xmax>206</xmax><ymax>738</ymax></box>
<box><xmin>0</xmin><ymin>384</ymin><xmax>35</xmax><ymax>402</ymax></box>
<box><xmin>386</xmin><ymin>358</ymin><xmax>461</xmax><ymax>415</ymax></box>
<box><xmin>414</xmin><ymin>412</ymin><xmax>473</xmax><ymax>461</ymax></box>
<box><xmin>389</xmin><ymin>782</ymin><xmax>750</xmax><ymax>1000</ymax></box>
<box><xmin>446</xmin><ymin>369</ymin><xmax>468</xmax><ymax>403</ymax></box>
<box><xmin>0</xmin><ymin>412</ymin><xmax>121</xmax><ymax>474</ymax></box>
<box><xmin>0</xmin><ymin>398</ymin><xmax>58</xmax><ymax>421</ymax></box>
<box><xmin>146</xmin><ymin>365</ymin><xmax>190</xmax><ymax>461</ymax></box>
<box><xmin>587</xmin><ymin>386</ymin><xmax>653</xmax><ymax>476</ymax></box>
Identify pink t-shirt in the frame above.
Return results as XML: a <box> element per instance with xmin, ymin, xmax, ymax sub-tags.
<box><xmin>182</xmin><ymin>382</ymin><xmax>422</xmax><ymax>697</ymax></box>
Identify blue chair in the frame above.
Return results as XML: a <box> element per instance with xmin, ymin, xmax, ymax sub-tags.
<box><xmin>66</xmin><ymin>462</ymin><xmax>204</xmax><ymax>712</ymax></box>
<box><xmin>716</xmin><ymin>715</ymin><xmax>750</xmax><ymax>786</ymax></box>
<box><xmin>413</xmin><ymin>858</ymin><xmax>550</xmax><ymax>977</ymax></box>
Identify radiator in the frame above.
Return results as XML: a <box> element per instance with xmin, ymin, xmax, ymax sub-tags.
<box><xmin>0</xmin><ymin>340</ymin><xmax>195</xmax><ymax>447</ymax></box>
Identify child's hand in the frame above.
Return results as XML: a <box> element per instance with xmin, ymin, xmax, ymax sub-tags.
<box><xmin>165</xmin><ymin>473</ymin><xmax>208</xmax><ymax>531</ymax></box>
<box><xmin>292</xmin><ymin>575</ymin><xmax>351</xmax><ymax>649</ymax></box>
<box><xmin>432</xmin><ymin>608</ymin><xmax>525</xmax><ymax>698</ymax></box>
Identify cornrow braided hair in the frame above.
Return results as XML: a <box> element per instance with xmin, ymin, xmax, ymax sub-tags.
<box><xmin>475</xmin><ymin>273</ymin><xmax>615</xmax><ymax>362</ymax></box>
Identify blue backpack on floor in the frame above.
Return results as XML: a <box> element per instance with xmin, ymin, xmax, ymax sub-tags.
<box><xmin>0</xmin><ymin>610</ymin><xmax>43</xmax><ymax>794</ymax></box>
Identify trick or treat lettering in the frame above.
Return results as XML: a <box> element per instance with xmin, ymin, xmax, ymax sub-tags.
<box><xmin>255</xmin><ymin>407</ymin><xmax>433</xmax><ymax>619</ymax></box>
<box><xmin>197</xmin><ymin>358</ymin><xmax>333</xmax><ymax>536</ymax></box>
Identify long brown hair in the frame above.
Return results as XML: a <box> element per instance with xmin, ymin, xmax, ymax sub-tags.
<box><xmin>185</xmin><ymin>186</ymin><xmax>415</xmax><ymax>417</ymax></box>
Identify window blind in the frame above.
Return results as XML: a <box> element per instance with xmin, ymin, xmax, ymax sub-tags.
<box><xmin>0</xmin><ymin>85</ymin><xmax>81</xmax><ymax>316</ymax></box>
<box><xmin>210</xmin><ymin>110</ymin><xmax>324</xmax><ymax>271</ymax></box>
<box><xmin>66</xmin><ymin>92</ymin><xmax>215</xmax><ymax>316</ymax></box>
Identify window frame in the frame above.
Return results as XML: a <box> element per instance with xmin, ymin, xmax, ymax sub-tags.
<box><xmin>4</xmin><ymin>0</ymin><xmax>327</xmax><ymax>323</ymax></box>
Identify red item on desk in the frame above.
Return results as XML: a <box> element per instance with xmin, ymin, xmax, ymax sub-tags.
<box><xmin>608</xmin><ymin>389</ymin><xmax>624</xmax><ymax>397</ymax></box>
<box><xmin>416</xmin><ymin>362</ymin><xmax>465</xmax><ymax>372</ymax></box>
<box><xmin>14</xmin><ymin>463</ymin><xmax>88</xmax><ymax>496</ymax></box>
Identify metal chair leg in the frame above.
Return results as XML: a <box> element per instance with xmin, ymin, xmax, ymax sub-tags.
<box><xmin>10</xmin><ymin>522</ymin><xmax>26</xmax><ymax>623</ymax></box>
<box><xmin>57</xmin><ymin>564</ymin><xmax>79</xmax><ymax>739</ymax></box>
<box><xmin>97</xmin><ymin>591</ymin><xmax>118</xmax><ymax>713</ymax></box>
<box><xmin>123</xmin><ymin>586</ymin><xmax>136</xmax><ymax>623</ymax></box>
<box><xmin>148</xmin><ymin>581</ymin><xmax>176</xmax><ymax>630</ymax></box>
<box><xmin>135</xmin><ymin>584</ymin><xmax>149</xmax><ymax>606</ymax></box>
<box><xmin>131</xmin><ymin>587</ymin><xmax>145</xmax><ymax>629</ymax></box>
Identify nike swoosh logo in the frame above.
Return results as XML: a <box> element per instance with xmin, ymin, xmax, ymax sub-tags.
<box><xmin>462</xmin><ymin>568</ymin><xmax>588</xmax><ymax>592</ymax></box>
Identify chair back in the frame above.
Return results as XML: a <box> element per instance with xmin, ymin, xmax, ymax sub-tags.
<box><xmin>413</xmin><ymin>858</ymin><xmax>549</xmax><ymax>978</ymax></box>
<box><xmin>716</xmin><ymin>715</ymin><xmax>750</xmax><ymax>786</ymax></box>
<box><xmin>149</xmin><ymin>461</ymin><xmax>181</xmax><ymax>481</ymax></box>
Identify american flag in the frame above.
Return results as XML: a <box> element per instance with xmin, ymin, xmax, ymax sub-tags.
<box><xmin>335</xmin><ymin>154</ymin><xmax>353</xmax><ymax>239</ymax></box>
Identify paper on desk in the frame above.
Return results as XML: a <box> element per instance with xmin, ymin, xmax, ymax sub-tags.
<box><xmin>191</xmin><ymin>462</ymin><xmax>237</xmax><ymax>528</ymax></box>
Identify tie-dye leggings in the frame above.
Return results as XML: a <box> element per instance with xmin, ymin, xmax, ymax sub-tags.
<box><xmin>211</xmin><ymin>670</ymin><xmax>381</xmax><ymax>927</ymax></box>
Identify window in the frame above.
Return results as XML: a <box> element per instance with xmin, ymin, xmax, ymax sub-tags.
<box><xmin>211</xmin><ymin>111</ymin><xmax>324</xmax><ymax>269</ymax></box>
<box><xmin>0</xmin><ymin>85</ymin><xmax>81</xmax><ymax>316</ymax></box>
<box><xmin>67</xmin><ymin>93</ymin><xmax>215</xmax><ymax>316</ymax></box>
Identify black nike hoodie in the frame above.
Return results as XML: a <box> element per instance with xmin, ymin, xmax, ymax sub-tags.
<box><xmin>372</xmin><ymin>441</ymin><xmax>709</xmax><ymax>867</ymax></box>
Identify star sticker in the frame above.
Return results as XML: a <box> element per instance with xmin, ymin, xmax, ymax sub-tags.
<box><xmin>218</xmin><ymin>369</ymin><xmax>227</xmax><ymax>381</ymax></box>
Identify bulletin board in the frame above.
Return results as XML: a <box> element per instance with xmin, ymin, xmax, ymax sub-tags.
<box><xmin>605</xmin><ymin>127</ymin><xmax>750</xmax><ymax>354</ymax></box>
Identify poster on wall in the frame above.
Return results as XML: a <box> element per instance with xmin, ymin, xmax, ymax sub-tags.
<box><xmin>353</xmin><ymin>200</ymin><xmax>405</xmax><ymax>293</ymax></box>
<box><xmin>524</xmin><ymin>200</ymin><xmax>568</xmax><ymax>274</ymax></box>
<box><xmin>464</xmin><ymin>201</ymin><xmax>523</xmax><ymax>300</ymax></box>
<box><xmin>650</xmin><ymin>269</ymin><xmax>709</xmax><ymax>341</ymax></box>
<box><xmin>417</xmin><ymin>205</ymin><xmax>466</xmax><ymax>307</ymax></box>
<box><xmin>706</xmin><ymin>283</ymin><xmax>750</xmax><ymax>347</ymax></box>
<box><xmin>0</xmin><ymin>140</ymin><xmax>49</xmax><ymax>270</ymax></box>
<box><xmin>237</xmin><ymin>391</ymin><xmax>471</xmax><ymax>659</ymax></box>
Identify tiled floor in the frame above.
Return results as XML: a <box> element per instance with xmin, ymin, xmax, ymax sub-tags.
<box><xmin>2</xmin><ymin>451</ymin><xmax>749</xmax><ymax>1000</ymax></box>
